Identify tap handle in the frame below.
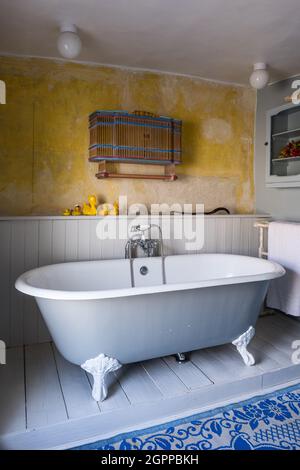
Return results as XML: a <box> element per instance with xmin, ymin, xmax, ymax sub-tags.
<box><xmin>130</xmin><ymin>224</ymin><xmax>150</xmax><ymax>232</ymax></box>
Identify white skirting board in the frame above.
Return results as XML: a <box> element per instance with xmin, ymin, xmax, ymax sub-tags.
<box><xmin>0</xmin><ymin>215</ymin><xmax>268</xmax><ymax>347</ymax></box>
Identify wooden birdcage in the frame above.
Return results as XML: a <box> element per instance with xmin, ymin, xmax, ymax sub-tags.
<box><xmin>88</xmin><ymin>111</ymin><xmax>182</xmax><ymax>180</ymax></box>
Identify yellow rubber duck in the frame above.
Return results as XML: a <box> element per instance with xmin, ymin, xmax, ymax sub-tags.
<box><xmin>111</xmin><ymin>201</ymin><xmax>119</xmax><ymax>216</ymax></box>
<box><xmin>98</xmin><ymin>203</ymin><xmax>110</xmax><ymax>216</ymax></box>
<box><xmin>83</xmin><ymin>195</ymin><xmax>98</xmax><ymax>216</ymax></box>
<box><xmin>72</xmin><ymin>204</ymin><xmax>82</xmax><ymax>216</ymax></box>
<box><xmin>63</xmin><ymin>208</ymin><xmax>72</xmax><ymax>216</ymax></box>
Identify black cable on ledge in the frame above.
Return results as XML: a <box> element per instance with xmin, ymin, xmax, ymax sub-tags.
<box><xmin>204</xmin><ymin>207</ymin><xmax>230</xmax><ymax>215</ymax></box>
<box><xmin>170</xmin><ymin>207</ymin><xmax>230</xmax><ymax>215</ymax></box>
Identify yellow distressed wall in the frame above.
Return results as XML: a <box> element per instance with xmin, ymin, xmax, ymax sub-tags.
<box><xmin>0</xmin><ymin>56</ymin><xmax>255</xmax><ymax>215</ymax></box>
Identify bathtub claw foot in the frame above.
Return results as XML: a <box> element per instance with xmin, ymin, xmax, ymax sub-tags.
<box><xmin>81</xmin><ymin>353</ymin><xmax>122</xmax><ymax>402</ymax></box>
<box><xmin>232</xmin><ymin>326</ymin><xmax>255</xmax><ymax>366</ymax></box>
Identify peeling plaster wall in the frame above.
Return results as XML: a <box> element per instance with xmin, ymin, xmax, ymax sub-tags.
<box><xmin>0</xmin><ymin>56</ymin><xmax>255</xmax><ymax>215</ymax></box>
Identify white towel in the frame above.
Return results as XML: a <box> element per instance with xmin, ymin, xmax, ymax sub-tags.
<box><xmin>267</xmin><ymin>221</ymin><xmax>300</xmax><ymax>317</ymax></box>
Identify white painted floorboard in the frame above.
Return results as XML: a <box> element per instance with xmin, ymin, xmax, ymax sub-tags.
<box><xmin>1</xmin><ymin>313</ymin><xmax>300</xmax><ymax>449</ymax></box>
<box><xmin>53</xmin><ymin>345</ymin><xmax>101</xmax><ymax>420</ymax></box>
<box><xmin>163</xmin><ymin>355</ymin><xmax>212</xmax><ymax>389</ymax></box>
<box><xmin>0</xmin><ymin>347</ymin><xmax>25</xmax><ymax>434</ymax></box>
<box><xmin>116</xmin><ymin>364</ymin><xmax>163</xmax><ymax>405</ymax></box>
<box><xmin>25</xmin><ymin>343</ymin><xmax>68</xmax><ymax>429</ymax></box>
<box><xmin>141</xmin><ymin>358</ymin><xmax>189</xmax><ymax>397</ymax></box>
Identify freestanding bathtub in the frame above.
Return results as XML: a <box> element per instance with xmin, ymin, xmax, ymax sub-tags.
<box><xmin>15</xmin><ymin>253</ymin><xmax>285</xmax><ymax>401</ymax></box>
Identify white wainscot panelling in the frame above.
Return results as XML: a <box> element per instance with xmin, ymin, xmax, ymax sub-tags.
<box><xmin>0</xmin><ymin>215</ymin><xmax>269</xmax><ymax>347</ymax></box>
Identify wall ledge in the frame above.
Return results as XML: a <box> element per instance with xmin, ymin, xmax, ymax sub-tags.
<box><xmin>0</xmin><ymin>214</ymin><xmax>270</xmax><ymax>221</ymax></box>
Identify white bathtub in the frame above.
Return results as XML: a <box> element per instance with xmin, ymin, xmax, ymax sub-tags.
<box><xmin>15</xmin><ymin>254</ymin><xmax>285</xmax><ymax>401</ymax></box>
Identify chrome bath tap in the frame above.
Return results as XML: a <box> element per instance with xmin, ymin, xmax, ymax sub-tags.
<box><xmin>124</xmin><ymin>238</ymin><xmax>160</xmax><ymax>258</ymax></box>
<box><xmin>124</xmin><ymin>224</ymin><xmax>164</xmax><ymax>260</ymax></box>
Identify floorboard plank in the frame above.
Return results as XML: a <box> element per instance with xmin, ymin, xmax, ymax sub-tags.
<box><xmin>263</xmin><ymin>364</ymin><xmax>300</xmax><ymax>389</ymax></box>
<box><xmin>207</xmin><ymin>344</ymin><xmax>263</xmax><ymax>378</ymax></box>
<box><xmin>25</xmin><ymin>343</ymin><xmax>68</xmax><ymax>429</ymax></box>
<box><xmin>142</xmin><ymin>358</ymin><xmax>189</xmax><ymax>397</ymax></box>
<box><xmin>251</xmin><ymin>335</ymin><xmax>292</xmax><ymax>368</ymax></box>
<box><xmin>53</xmin><ymin>346</ymin><xmax>101</xmax><ymax>420</ymax></box>
<box><xmin>116</xmin><ymin>364</ymin><xmax>163</xmax><ymax>404</ymax></box>
<box><xmin>268</xmin><ymin>314</ymin><xmax>300</xmax><ymax>334</ymax></box>
<box><xmin>256</xmin><ymin>318</ymin><xmax>298</xmax><ymax>356</ymax></box>
<box><xmin>163</xmin><ymin>355</ymin><xmax>212</xmax><ymax>390</ymax></box>
<box><xmin>0</xmin><ymin>347</ymin><xmax>25</xmax><ymax>434</ymax></box>
<box><xmin>191</xmin><ymin>348</ymin><xmax>238</xmax><ymax>384</ymax></box>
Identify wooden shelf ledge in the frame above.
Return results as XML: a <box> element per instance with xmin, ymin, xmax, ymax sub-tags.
<box><xmin>95</xmin><ymin>161</ymin><xmax>177</xmax><ymax>181</ymax></box>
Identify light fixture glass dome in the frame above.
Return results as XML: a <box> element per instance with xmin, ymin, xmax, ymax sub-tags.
<box><xmin>249</xmin><ymin>63</ymin><xmax>269</xmax><ymax>89</ymax></box>
<box><xmin>57</xmin><ymin>24</ymin><xmax>82</xmax><ymax>59</ymax></box>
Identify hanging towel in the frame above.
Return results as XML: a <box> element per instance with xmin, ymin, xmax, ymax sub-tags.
<box><xmin>267</xmin><ymin>221</ymin><xmax>300</xmax><ymax>317</ymax></box>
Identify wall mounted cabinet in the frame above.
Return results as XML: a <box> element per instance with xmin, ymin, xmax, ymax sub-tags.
<box><xmin>266</xmin><ymin>102</ymin><xmax>300</xmax><ymax>187</ymax></box>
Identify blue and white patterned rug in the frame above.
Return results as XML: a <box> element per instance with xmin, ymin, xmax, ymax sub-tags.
<box><xmin>72</xmin><ymin>383</ymin><xmax>300</xmax><ymax>450</ymax></box>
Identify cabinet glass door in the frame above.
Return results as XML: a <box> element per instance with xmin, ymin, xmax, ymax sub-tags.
<box><xmin>270</xmin><ymin>105</ymin><xmax>300</xmax><ymax>178</ymax></box>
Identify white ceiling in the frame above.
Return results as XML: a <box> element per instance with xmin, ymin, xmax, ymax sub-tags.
<box><xmin>0</xmin><ymin>0</ymin><xmax>300</xmax><ymax>85</ymax></box>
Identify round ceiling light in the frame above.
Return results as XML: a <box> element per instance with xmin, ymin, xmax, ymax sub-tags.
<box><xmin>249</xmin><ymin>63</ymin><xmax>269</xmax><ymax>89</ymax></box>
<box><xmin>57</xmin><ymin>24</ymin><xmax>82</xmax><ymax>59</ymax></box>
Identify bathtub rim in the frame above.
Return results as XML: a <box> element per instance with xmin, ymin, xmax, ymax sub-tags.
<box><xmin>15</xmin><ymin>254</ymin><xmax>285</xmax><ymax>301</ymax></box>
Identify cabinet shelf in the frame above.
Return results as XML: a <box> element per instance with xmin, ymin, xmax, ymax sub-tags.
<box><xmin>272</xmin><ymin>156</ymin><xmax>300</xmax><ymax>162</ymax></box>
<box><xmin>272</xmin><ymin>127</ymin><xmax>300</xmax><ymax>138</ymax></box>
